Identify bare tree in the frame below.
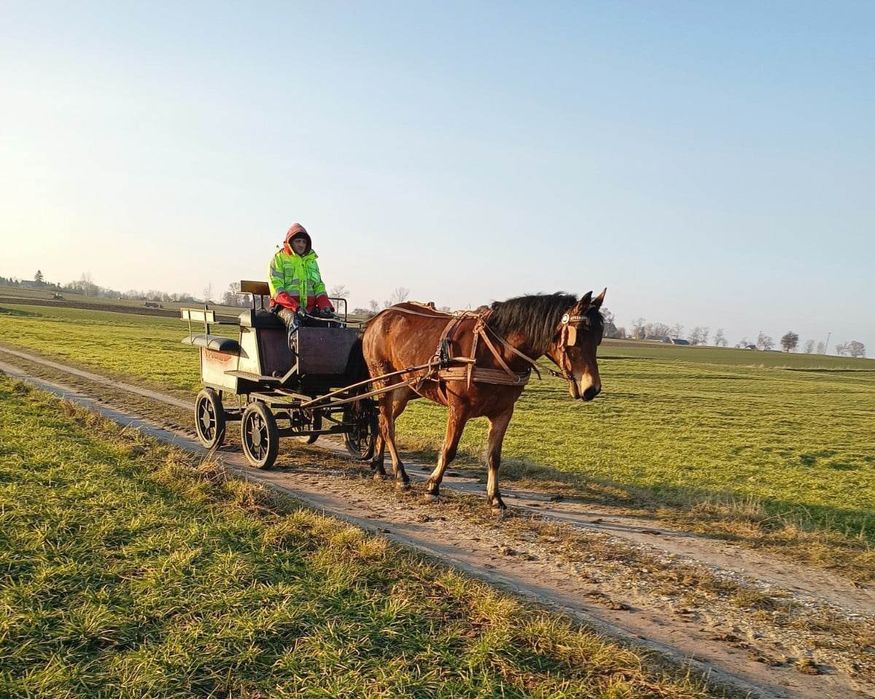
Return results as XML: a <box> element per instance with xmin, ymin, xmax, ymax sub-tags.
<box><xmin>368</xmin><ymin>299</ymin><xmax>380</xmax><ymax>314</ymax></box>
<box><xmin>645</xmin><ymin>322</ymin><xmax>671</xmax><ymax>339</ymax></box>
<box><xmin>688</xmin><ymin>326</ymin><xmax>709</xmax><ymax>346</ymax></box>
<box><xmin>756</xmin><ymin>331</ymin><xmax>774</xmax><ymax>351</ymax></box>
<box><xmin>816</xmin><ymin>341</ymin><xmax>826</xmax><ymax>355</ymax></box>
<box><xmin>222</xmin><ymin>281</ymin><xmax>243</xmax><ymax>306</ymax></box>
<box><xmin>330</xmin><ymin>284</ymin><xmax>350</xmax><ymax>299</ymax></box>
<box><xmin>601</xmin><ymin>308</ymin><xmax>620</xmax><ymax>338</ymax></box>
<box><xmin>803</xmin><ymin>339</ymin><xmax>815</xmax><ymax>354</ymax></box>
<box><xmin>670</xmin><ymin>323</ymin><xmax>684</xmax><ymax>339</ymax></box>
<box><xmin>847</xmin><ymin>340</ymin><xmax>866</xmax><ymax>358</ymax></box>
<box><xmin>34</xmin><ymin>270</ymin><xmax>44</xmax><ymax>286</ymax></box>
<box><xmin>384</xmin><ymin>287</ymin><xmax>410</xmax><ymax>307</ymax></box>
<box><xmin>630</xmin><ymin>317</ymin><xmax>646</xmax><ymax>340</ymax></box>
<box><xmin>835</xmin><ymin>342</ymin><xmax>849</xmax><ymax>356</ymax></box>
<box><xmin>780</xmin><ymin>331</ymin><xmax>799</xmax><ymax>352</ymax></box>
<box><xmin>713</xmin><ymin>328</ymin><xmax>728</xmax><ymax>347</ymax></box>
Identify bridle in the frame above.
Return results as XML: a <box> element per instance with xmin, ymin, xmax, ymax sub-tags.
<box><xmin>548</xmin><ymin>311</ymin><xmax>592</xmax><ymax>385</ymax></box>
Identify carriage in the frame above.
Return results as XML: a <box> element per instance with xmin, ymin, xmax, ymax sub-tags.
<box><xmin>181</xmin><ymin>280</ymin><xmax>378</xmax><ymax>469</ymax></box>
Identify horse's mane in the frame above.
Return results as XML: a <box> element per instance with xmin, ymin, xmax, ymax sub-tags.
<box><xmin>488</xmin><ymin>292</ymin><xmax>602</xmax><ymax>351</ymax></box>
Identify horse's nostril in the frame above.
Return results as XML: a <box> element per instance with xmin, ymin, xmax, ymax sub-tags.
<box><xmin>583</xmin><ymin>386</ymin><xmax>601</xmax><ymax>401</ymax></box>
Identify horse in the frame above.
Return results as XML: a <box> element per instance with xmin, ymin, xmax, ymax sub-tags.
<box><xmin>361</xmin><ymin>289</ymin><xmax>606</xmax><ymax>511</ymax></box>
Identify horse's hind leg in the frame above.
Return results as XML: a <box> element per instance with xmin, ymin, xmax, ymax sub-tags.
<box><xmin>425</xmin><ymin>405</ymin><xmax>467</xmax><ymax>500</ymax></box>
<box><xmin>371</xmin><ymin>435</ymin><xmax>387</xmax><ymax>478</ymax></box>
<box><xmin>377</xmin><ymin>391</ymin><xmax>410</xmax><ymax>489</ymax></box>
<box><xmin>371</xmin><ymin>392</ymin><xmax>412</xmax><ymax>480</ymax></box>
<box><xmin>485</xmin><ymin>407</ymin><xmax>514</xmax><ymax>512</ymax></box>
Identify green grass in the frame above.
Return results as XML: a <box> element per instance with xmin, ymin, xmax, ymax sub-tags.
<box><xmin>0</xmin><ymin>377</ymin><xmax>714</xmax><ymax>698</ymax></box>
<box><xmin>1</xmin><ymin>301</ymin><xmax>873</xmax><ymax>545</ymax></box>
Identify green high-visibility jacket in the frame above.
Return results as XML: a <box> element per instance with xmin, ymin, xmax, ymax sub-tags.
<box><xmin>268</xmin><ymin>249</ymin><xmax>327</xmax><ymax>303</ymax></box>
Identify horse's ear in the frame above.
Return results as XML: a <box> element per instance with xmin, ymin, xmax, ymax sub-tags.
<box><xmin>592</xmin><ymin>288</ymin><xmax>607</xmax><ymax>310</ymax></box>
<box><xmin>577</xmin><ymin>291</ymin><xmax>593</xmax><ymax>310</ymax></box>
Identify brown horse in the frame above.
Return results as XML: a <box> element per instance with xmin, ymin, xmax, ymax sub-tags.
<box><xmin>361</xmin><ymin>290</ymin><xmax>606</xmax><ymax>511</ymax></box>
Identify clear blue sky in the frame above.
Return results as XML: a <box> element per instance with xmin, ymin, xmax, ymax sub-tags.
<box><xmin>1</xmin><ymin>1</ymin><xmax>872</xmax><ymax>351</ymax></box>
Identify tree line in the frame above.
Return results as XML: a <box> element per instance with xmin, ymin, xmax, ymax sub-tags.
<box><xmin>3</xmin><ymin>272</ymin><xmax>867</xmax><ymax>358</ymax></box>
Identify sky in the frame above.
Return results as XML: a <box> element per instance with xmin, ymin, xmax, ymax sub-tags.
<box><xmin>1</xmin><ymin>1</ymin><xmax>873</xmax><ymax>351</ymax></box>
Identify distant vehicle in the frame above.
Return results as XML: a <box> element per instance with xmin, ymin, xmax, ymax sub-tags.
<box><xmin>144</xmin><ymin>301</ymin><xmax>163</xmax><ymax>309</ymax></box>
<box><xmin>50</xmin><ymin>293</ymin><xmax>64</xmax><ymax>300</ymax></box>
<box><xmin>670</xmin><ymin>338</ymin><xmax>690</xmax><ymax>345</ymax></box>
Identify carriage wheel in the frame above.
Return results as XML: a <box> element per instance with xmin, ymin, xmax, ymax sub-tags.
<box><xmin>343</xmin><ymin>399</ymin><xmax>378</xmax><ymax>461</ymax></box>
<box><xmin>241</xmin><ymin>402</ymin><xmax>279</xmax><ymax>469</ymax></box>
<box><xmin>295</xmin><ymin>409</ymin><xmax>322</xmax><ymax>445</ymax></box>
<box><xmin>194</xmin><ymin>388</ymin><xmax>225</xmax><ymax>449</ymax></box>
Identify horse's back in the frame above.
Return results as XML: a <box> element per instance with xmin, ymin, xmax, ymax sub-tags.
<box><xmin>362</xmin><ymin>304</ymin><xmax>452</xmax><ymax>368</ymax></box>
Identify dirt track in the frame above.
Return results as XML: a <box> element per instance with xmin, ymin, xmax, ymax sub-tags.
<box><xmin>1</xmin><ymin>344</ymin><xmax>873</xmax><ymax>699</ymax></box>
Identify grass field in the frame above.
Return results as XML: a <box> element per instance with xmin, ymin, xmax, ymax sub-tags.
<box><xmin>1</xmin><ymin>301</ymin><xmax>873</xmax><ymax>550</ymax></box>
<box><xmin>0</xmin><ymin>377</ymin><xmax>714</xmax><ymax>698</ymax></box>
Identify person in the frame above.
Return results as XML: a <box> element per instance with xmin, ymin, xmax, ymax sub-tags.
<box><xmin>268</xmin><ymin>223</ymin><xmax>334</xmax><ymax>336</ymax></box>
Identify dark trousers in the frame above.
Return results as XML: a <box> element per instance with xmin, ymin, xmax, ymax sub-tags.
<box><xmin>276</xmin><ymin>307</ymin><xmax>300</xmax><ymax>333</ymax></box>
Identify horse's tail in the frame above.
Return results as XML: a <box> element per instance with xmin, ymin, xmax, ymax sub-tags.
<box><xmin>346</xmin><ymin>335</ymin><xmax>370</xmax><ymax>385</ymax></box>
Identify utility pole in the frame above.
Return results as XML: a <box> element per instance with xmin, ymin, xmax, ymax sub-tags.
<box><xmin>824</xmin><ymin>331</ymin><xmax>831</xmax><ymax>355</ymax></box>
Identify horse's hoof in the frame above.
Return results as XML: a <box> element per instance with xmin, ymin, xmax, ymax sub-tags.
<box><xmin>422</xmin><ymin>493</ymin><xmax>440</xmax><ymax>503</ymax></box>
<box><xmin>491</xmin><ymin>503</ymin><xmax>508</xmax><ymax>518</ymax></box>
<box><xmin>396</xmin><ymin>481</ymin><xmax>411</xmax><ymax>492</ymax></box>
<box><xmin>372</xmin><ymin>472</ymin><xmax>388</xmax><ymax>481</ymax></box>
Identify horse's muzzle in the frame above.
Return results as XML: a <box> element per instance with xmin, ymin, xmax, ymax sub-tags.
<box><xmin>582</xmin><ymin>385</ymin><xmax>601</xmax><ymax>402</ymax></box>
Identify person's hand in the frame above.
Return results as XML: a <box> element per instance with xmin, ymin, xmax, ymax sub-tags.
<box><xmin>314</xmin><ymin>294</ymin><xmax>333</xmax><ymax>313</ymax></box>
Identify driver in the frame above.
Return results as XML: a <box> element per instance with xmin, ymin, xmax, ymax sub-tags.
<box><xmin>268</xmin><ymin>223</ymin><xmax>334</xmax><ymax>334</ymax></box>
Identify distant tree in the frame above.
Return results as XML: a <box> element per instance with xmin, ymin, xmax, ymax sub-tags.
<box><xmin>803</xmin><ymin>339</ymin><xmax>815</xmax><ymax>354</ymax></box>
<box><xmin>368</xmin><ymin>299</ymin><xmax>380</xmax><ymax>314</ymax></box>
<box><xmin>384</xmin><ymin>287</ymin><xmax>410</xmax><ymax>307</ymax></box>
<box><xmin>847</xmin><ymin>340</ymin><xmax>866</xmax><ymax>358</ymax></box>
<box><xmin>644</xmin><ymin>322</ymin><xmax>670</xmax><ymax>339</ymax></box>
<box><xmin>34</xmin><ymin>270</ymin><xmax>44</xmax><ymax>286</ymax></box>
<box><xmin>615</xmin><ymin>326</ymin><xmax>627</xmax><ymax>339</ymax></box>
<box><xmin>77</xmin><ymin>272</ymin><xmax>98</xmax><ymax>297</ymax></box>
<box><xmin>756</xmin><ymin>332</ymin><xmax>774</xmax><ymax>351</ymax></box>
<box><xmin>816</xmin><ymin>341</ymin><xmax>826</xmax><ymax>355</ymax></box>
<box><xmin>222</xmin><ymin>281</ymin><xmax>244</xmax><ymax>307</ymax></box>
<box><xmin>713</xmin><ymin>328</ymin><xmax>728</xmax><ymax>347</ymax></box>
<box><xmin>630</xmin><ymin>317</ymin><xmax>646</xmax><ymax>340</ymax></box>
<box><xmin>330</xmin><ymin>284</ymin><xmax>350</xmax><ymax>299</ymax></box>
<box><xmin>670</xmin><ymin>323</ymin><xmax>684</xmax><ymax>339</ymax></box>
<box><xmin>835</xmin><ymin>342</ymin><xmax>849</xmax><ymax>356</ymax></box>
<box><xmin>735</xmin><ymin>336</ymin><xmax>750</xmax><ymax>349</ymax></box>
<box><xmin>688</xmin><ymin>326</ymin><xmax>709</xmax><ymax>346</ymax></box>
<box><xmin>780</xmin><ymin>331</ymin><xmax>799</xmax><ymax>352</ymax></box>
<box><xmin>601</xmin><ymin>308</ymin><xmax>620</xmax><ymax>338</ymax></box>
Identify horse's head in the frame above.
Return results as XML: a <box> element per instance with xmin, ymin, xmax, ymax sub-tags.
<box><xmin>546</xmin><ymin>289</ymin><xmax>606</xmax><ymax>401</ymax></box>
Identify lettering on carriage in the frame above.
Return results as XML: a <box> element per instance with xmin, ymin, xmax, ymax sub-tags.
<box><xmin>204</xmin><ymin>349</ymin><xmax>234</xmax><ymax>364</ymax></box>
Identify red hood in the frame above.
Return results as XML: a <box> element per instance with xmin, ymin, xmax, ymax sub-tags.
<box><xmin>283</xmin><ymin>223</ymin><xmax>312</xmax><ymax>255</ymax></box>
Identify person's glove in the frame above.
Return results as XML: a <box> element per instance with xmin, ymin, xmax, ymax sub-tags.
<box><xmin>275</xmin><ymin>291</ymin><xmax>299</xmax><ymax>312</ymax></box>
<box><xmin>315</xmin><ymin>294</ymin><xmax>334</xmax><ymax>313</ymax></box>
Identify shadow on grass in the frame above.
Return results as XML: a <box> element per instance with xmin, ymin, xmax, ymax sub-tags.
<box><xmin>0</xmin><ymin>305</ymin><xmax>38</xmax><ymax>317</ymax></box>
<box><xmin>394</xmin><ymin>442</ymin><xmax>875</xmax><ymax>551</ymax></box>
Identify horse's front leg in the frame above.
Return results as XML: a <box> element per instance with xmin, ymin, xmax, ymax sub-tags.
<box><xmin>424</xmin><ymin>405</ymin><xmax>467</xmax><ymax>500</ymax></box>
<box><xmin>485</xmin><ymin>407</ymin><xmax>515</xmax><ymax>512</ymax></box>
